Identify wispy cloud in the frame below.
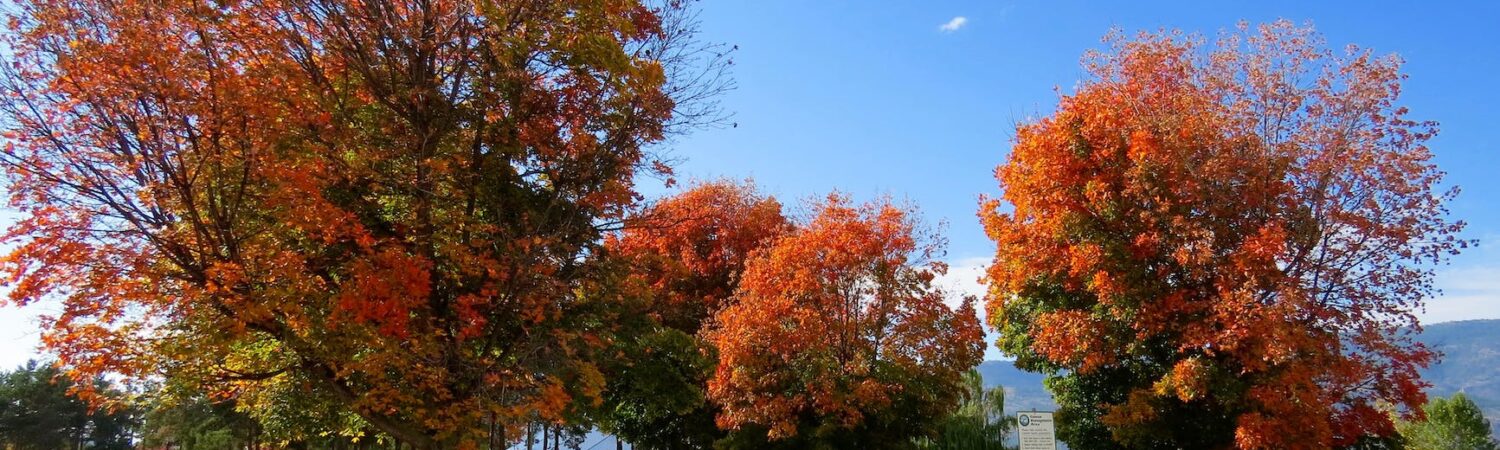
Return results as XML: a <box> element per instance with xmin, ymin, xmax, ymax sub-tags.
<box><xmin>1426</xmin><ymin>265</ymin><xmax>1500</xmax><ymax>323</ymax></box>
<box><xmin>934</xmin><ymin>256</ymin><xmax>989</xmax><ymax>310</ymax></box>
<box><xmin>938</xmin><ymin>16</ymin><xmax>968</xmax><ymax>33</ymax></box>
<box><xmin>935</xmin><ymin>256</ymin><xmax>1006</xmax><ymax>360</ymax></box>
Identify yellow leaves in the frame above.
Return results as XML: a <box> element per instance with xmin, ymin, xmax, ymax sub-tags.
<box><xmin>1153</xmin><ymin>357</ymin><xmax>1212</xmax><ymax>402</ymax></box>
<box><xmin>574</xmin><ymin>363</ymin><xmax>607</xmax><ymax>408</ymax></box>
<box><xmin>1102</xmin><ymin>388</ymin><xmax>1161</xmax><ymax>431</ymax></box>
<box><xmin>629</xmin><ymin>58</ymin><xmax>667</xmax><ymax>92</ymax></box>
<box><xmin>533</xmin><ymin>380</ymin><xmax>572</xmax><ymax>422</ymax></box>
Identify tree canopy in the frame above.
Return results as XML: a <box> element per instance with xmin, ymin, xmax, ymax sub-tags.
<box><xmin>707</xmin><ymin>195</ymin><xmax>985</xmax><ymax>448</ymax></box>
<box><xmin>982</xmin><ymin>21</ymin><xmax>1468</xmax><ymax>450</ymax></box>
<box><xmin>1398</xmin><ymin>393</ymin><xmax>1499</xmax><ymax>450</ymax></box>
<box><xmin>0</xmin><ymin>361</ymin><xmax>137</xmax><ymax>450</ymax></box>
<box><xmin>589</xmin><ymin>179</ymin><xmax>790</xmax><ymax>449</ymax></box>
<box><xmin>0</xmin><ymin>0</ymin><xmax>1477</xmax><ymax>448</ymax></box>
<box><xmin>0</xmin><ymin>0</ymin><xmax>734</xmax><ymax>446</ymax></box>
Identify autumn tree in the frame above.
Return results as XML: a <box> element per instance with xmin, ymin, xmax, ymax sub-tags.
<box><xmin>981</xmin><ymin>21</ymin><xmax>1468</xmax><ymax>450</ymax></box>
<box><xmin>609</xmin><ymin>179</ymin><xmax>792</xmax><ymax>332</ymax></box>
<box><xmin>581</xmin><ymin>179</ymin><xmax>786</xmax><ymax>449</ymax></box>
<box><xmin>708</xmin><ymin>194</ymin><xmax>985</xmax><ymax>449</ymax></box>
<box><xmin>0</xmin><ymin>0</ymin><xmax>729</xmax><ymax>447</ymax></box>
<box><xmin>587</xmin><ymin>179</ymin><xmax>790</xmax><ymax>449</ymax></box>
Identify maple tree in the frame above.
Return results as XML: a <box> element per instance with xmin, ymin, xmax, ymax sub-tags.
<box><xmin>609</xmin><ymin>179</ymin><xmax>792</xmax><ymax>332</ymax></box>
<box><xmin>982</xmin><ymin>21</ymin><xmax>1469</xmax><ymax>450</ymax></box>
<box><xmin>591</xmin><ymin>179</ymin><xmax>790</xmax><ymax>449</ymax></box>
<box><xmin>707</xmin><ymin>194</ymin><xmax>985</xmax><ymax>448</ymax></box>
<box><xmin>0</xmin><ymin>0</ymin><xmax>730</xmax><ymax>446</ymax></box>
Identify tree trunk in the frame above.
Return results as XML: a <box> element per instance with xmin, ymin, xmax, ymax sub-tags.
<box><xmin>487</xmin><ymin>414</ymin><xmax>505</xmax><ymax>450</ymax></box>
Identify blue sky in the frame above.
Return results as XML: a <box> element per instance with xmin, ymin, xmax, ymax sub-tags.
<box><xmin>654</xmin><ymin>1</ymin><xmax>1500</xmax><ymax>358</ymax></box>
<box><xmin>3</xmin><ymin>0</ymin><xmax>1499</xmax><ymax>366</ymax></box>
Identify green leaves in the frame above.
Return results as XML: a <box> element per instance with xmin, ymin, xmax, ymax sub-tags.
<box><xmin>916</xmin><ymin>369</ymin><xmax>1015</xmax><ymax>450</ymax></box>
<box><xmin>1398</xmin><ymin>393</ymin><xmax>1499</xmax><ymax>450</ymax></box>
<box><xmin>0</xmin><ymin>361</ymin><xmax>138</xmax><ymax>450</ymax></box>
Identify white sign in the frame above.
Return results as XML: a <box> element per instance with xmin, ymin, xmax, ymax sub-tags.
<box><xmin>1016</xmin><ymin>411</ymin><xmax>1058</xmax><ymax>450</ymax></box>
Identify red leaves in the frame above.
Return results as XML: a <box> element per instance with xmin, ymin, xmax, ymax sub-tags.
<box><xmin>706</xmin><ymin>194</ymin><xmax>984</xmax><ymax>440</ymax></box>
<box><xmin>1</xmin><ymin>0</ymin><xmax>695</xmax><ymax>444</ymax></box>
<box><xmin>609</xmin><ymin>179</ymin><xmax>791</xmax><ymax>331</ymax></box>
<box><xmin>332</xmin><ymin>248</ymin><xmax>432</xmax><ymax>340</ymax></box>
<box><xmin>983</xmin><ymin>21</ymin><xmax>1464</xmax><ymax>449</ymax></box>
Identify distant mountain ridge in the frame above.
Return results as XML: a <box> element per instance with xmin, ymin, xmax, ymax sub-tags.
<box><xmin>1415</xmin><ymin>319</ymin><xmax>1500</xmax><ymax>434</ymax></box>
<box><xmin>978</xmin><ymin>319</ymin><xmax>1500</xmax><ymax>434</ymax></box>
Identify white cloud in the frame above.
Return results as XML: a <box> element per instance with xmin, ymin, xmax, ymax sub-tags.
<box><xmin>1425</xmin><ymin>265</ymin><xmax>1500</xmax><ymax>324</ymax></box>
<box><xmin>935</xmin><ymin>256</ymin><xmax>989</xmax><ymax>310</ymax></box>
<box><xmin>938</xmin><ymin>16</ymin><xmax>968</xmax><ymax>33</ymax></box>
<box><xmin>936</xmin><ymin>256</ymin><xmax>1007</xmax><ymax>361</ymax></box>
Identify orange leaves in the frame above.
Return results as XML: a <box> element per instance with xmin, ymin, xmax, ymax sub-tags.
<box><xmin>2</xmin><ymin>0</ymin><xmax>708</xmax><ymax>444</ymax></box>
<box><xmin>532</xmin><ymin>380</ymin><xmax>573</xmax><ymax>423</ymax></box>
<box><xmin>332</xmin><ymin>247</ymin><xmax>433</xmax><ymax>340</ymax></box>
<box><xmin>1125</xmin><ymin>128</ymin><xmax>1163</xmax><ymax>163</ymax></box>
<box><xmin>1233</xmin><ymin>223</ymin><xmax>1289</xmax><ymax>276</ymax></box>
<box><xmin>1153</xmin><ymin>357</ymin><xmax>1212</xmax><ymax>402</ymax></box>
<box><xmin>705</xmin><ymin>194</ymin><xmax>983</xmax><ymax>441</ymax></box>
<box><xmin>1066</xmin><ymin>243</ymin><xmax>1103</xmax><ymax>283</ymax></box>
<box><xmin>610</xmin><ymin>179</ymin><xmax>790</xmax><ymax>331</ymax></box>
<box><xmin>1031</xmin><ymin>310</ymin><xmax>1112</xmax><ymax>373</ymax></box>
<box><xmin>983</xmin><ymin>21</ymin><xmax>1463</xmax><ymax>449</ymax></box>
<box><xmin>1232</xmin><ymin>412</ymin><xmax>1279</xmax><ymax>450</ymax></box>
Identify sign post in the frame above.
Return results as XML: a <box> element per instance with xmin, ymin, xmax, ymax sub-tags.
<box><xmin>1016</xmin><ymin>411</ymin><xmax>1058</xmax><ymax>450</ymax></box>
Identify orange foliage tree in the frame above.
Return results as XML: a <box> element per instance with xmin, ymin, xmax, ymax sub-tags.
<box><xmin>982</xmin><ymin>22</ymin><xmax>1469</xmax><ymax>449</ymax></box>
<box><xmin>589</xmin><ymin>179</ymin><xmax>791</xmax><ymax>448</ymax></box>
<box><xmin>0</xmin><ymin>0</ymin><xmax>729</xmax><ymax>446</ymax></box>
<box><xmin>610</xmin><ymin>179</ymin><xmax>792</xmax><ymax>332</ymax></box>
<box><xmin>708</xmin><ymin>194</ymin><xmax>985</xmax><ymax>448</ymax></box>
